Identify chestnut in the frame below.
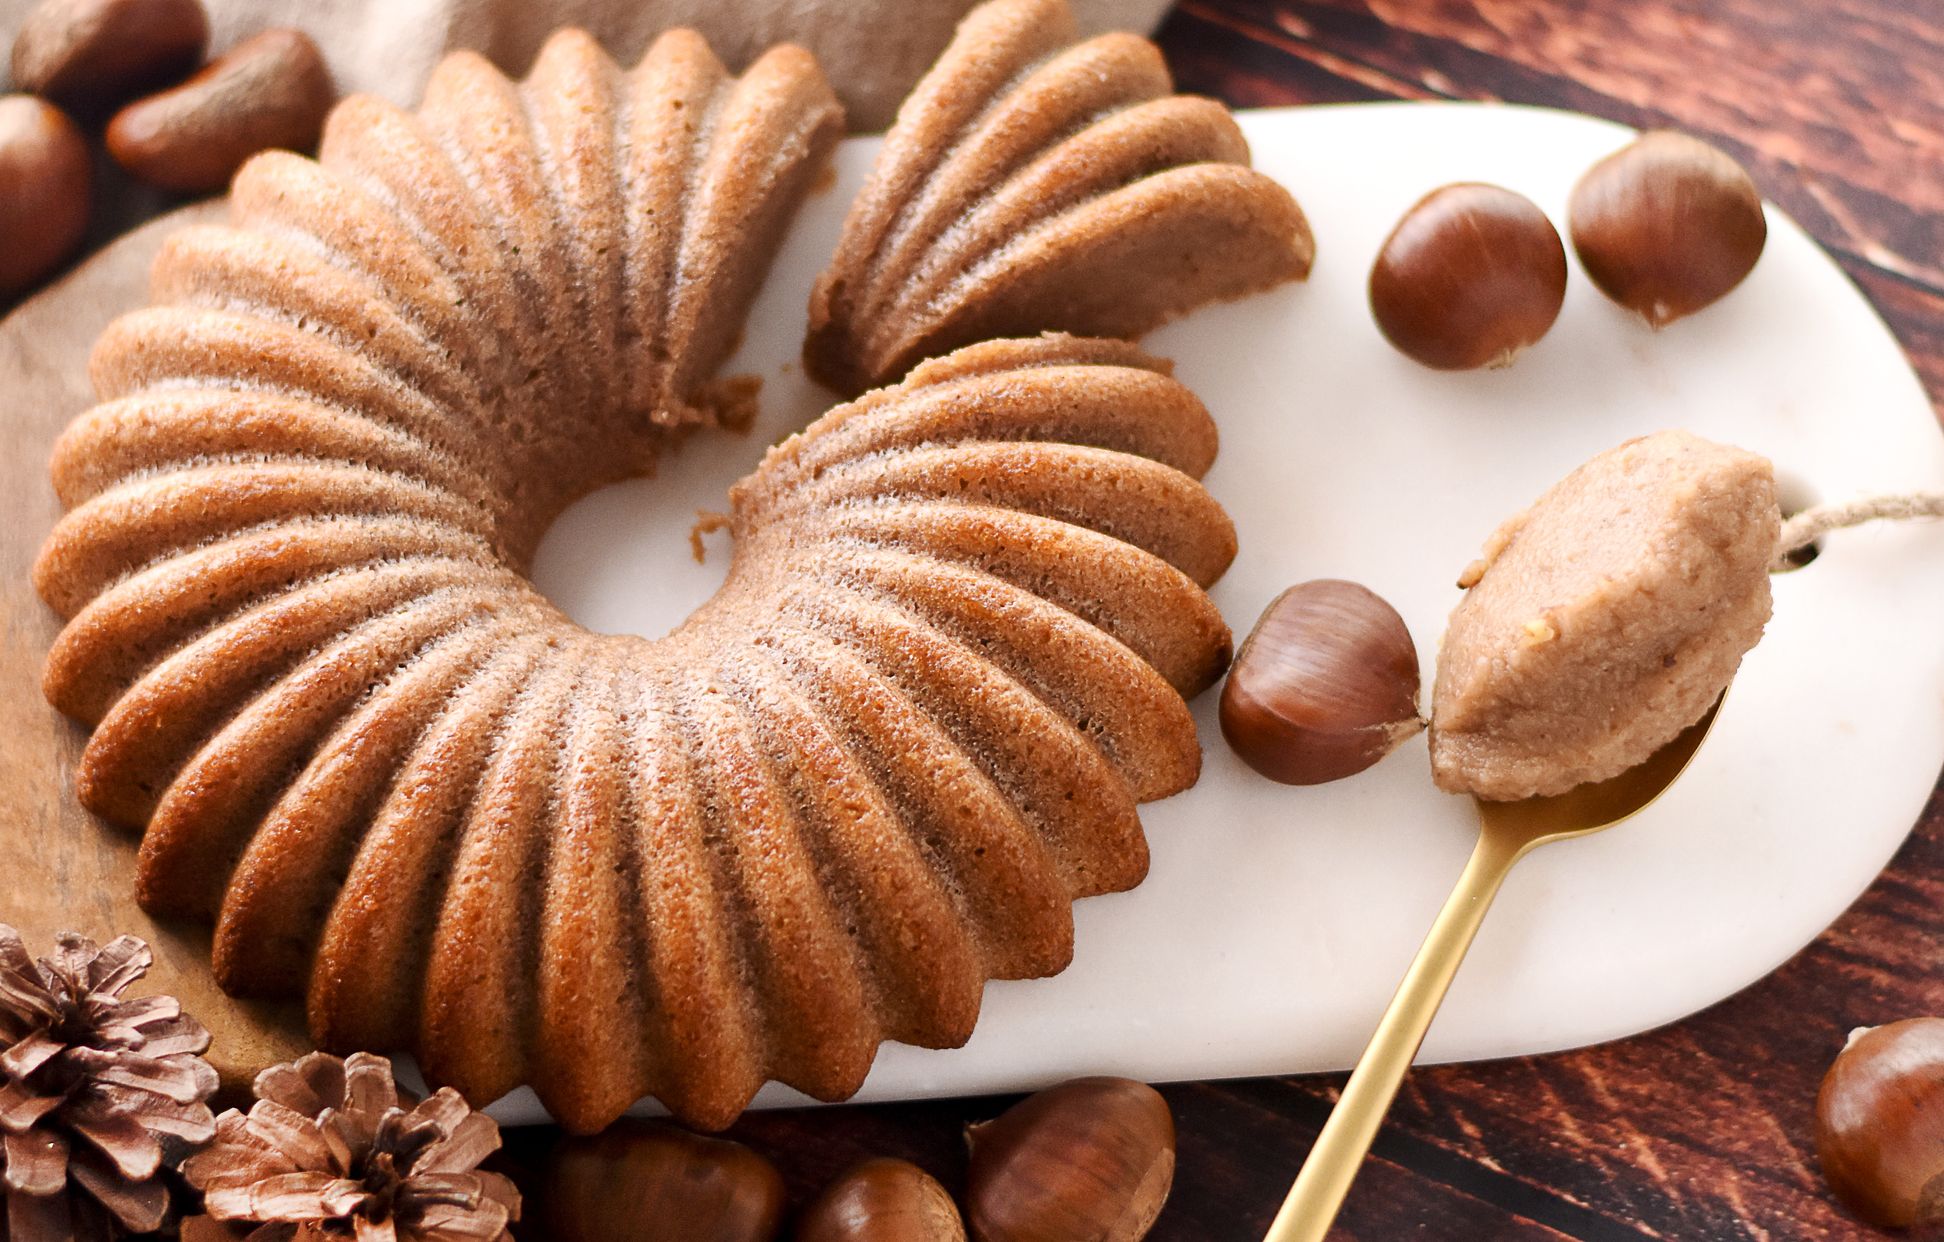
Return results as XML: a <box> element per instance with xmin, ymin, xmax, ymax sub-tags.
<box><xmin>1220</xmin><ymin>579</ymin><xmax>1424</xmax><ymax>785</ymax></box>
<box><xmin>965</xmin><ymin>1077</ymin><xmax>1175</xmax><ymax>1242</ymax></box>
<box><xmin>1815</xmin><ymin>1017</ymin><xmax>1944</xmax><ymax>1230</ymax></box>
<box><xmin>0</xmin><ymin>95</ymin><xmax>92</xmax><ymax>298</ymax></box>
<box><xmin>1369</xmin><ymin>182</ymin><xmax>1567</xmax><ymax>370</ymax></box>
<box><xmin>542</xmin><ymin>1120</ymin><xmax>785</xmax><ymax>1242</ymax></box>
<box><xmin>106</xmin><ymin>28</ymin><xmax>335</xmax><ymax>194</ymax></box>
<box><xmin>1569</xmin><ymin>130</ymin><xmax>1766</xmax><ymax>327</ymax></box>
<box><xmin>796</xmin><ymin>1157</ymin><xmax>966</xmax><ymax>1242</ymax></box>
<box><xmin>9</xmin><ymin>0</ymin><xmax>209</xmax><ymax>114</ymax></box>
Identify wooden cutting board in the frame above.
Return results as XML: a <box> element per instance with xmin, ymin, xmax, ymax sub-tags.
<box><xmin>4</xmin><ymin>104</ymin><xmax>1941</xmax><ymax>1122</ymax></box>
<box><xmin>0</xmin><ymin>199</ymin><xmax>310</xmax><ymax>1095</ymax></box>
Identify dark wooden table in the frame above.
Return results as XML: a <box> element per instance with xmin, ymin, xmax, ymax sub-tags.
<box><xmin>7</xmin><ymin>2</ymin><xmax>1938</xmax><ymax>1238</ymax></box>
<box><xmin>721</xmin><ymin>4</ymin><xmax>1944</xmax><ymax>1239</ymax></box>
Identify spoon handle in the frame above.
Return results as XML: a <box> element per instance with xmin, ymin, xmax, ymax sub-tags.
<box><xmin>1263</xmin><ymin>826</ymin><xmax>1531</xmax><ymax>1242</ymax></box>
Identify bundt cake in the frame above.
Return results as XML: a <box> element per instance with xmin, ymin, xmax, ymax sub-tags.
<box><xmin>36</xmin><ymin>22</ymin><xmax>1239</xmax><ymax>1124</ymax></box>
<box><xmin>803</xmin><ymin>0</ymin><xmax>1316</xmax><ymax>396</ymax></box>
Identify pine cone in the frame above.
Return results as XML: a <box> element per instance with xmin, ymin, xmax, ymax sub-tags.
<box><xmin>180</xmin><ymin>1052</ymin><xmax>519</xmax><ymax>1242</ymax></box>
<box><xmin>0</xmin><ymin>924</ymin><xmax>218</xmax><ymax>1241</ymax></box>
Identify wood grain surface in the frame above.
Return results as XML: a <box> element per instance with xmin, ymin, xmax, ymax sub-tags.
<box><xmin>2</xmin><ymin>1</ymin><xmax>1938</xmax><ymax>1239</ymax></box>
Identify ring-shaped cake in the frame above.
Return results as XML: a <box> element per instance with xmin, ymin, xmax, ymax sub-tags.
<box><xmin>34</xmin><ymin>4</ymin><xmax>1307</xmax><ymax>1131</ymax></box>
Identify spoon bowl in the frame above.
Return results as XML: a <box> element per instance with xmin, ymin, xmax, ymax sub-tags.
<box><xmin>1472</xmin><ymin>696</ymin><xmax>1723</xmax><ymax>848</ymax></box>
<box><xmin>1264</xmin><ymin>695</ymin><xmax>1726</xmax><ymax>1242</ymax></box>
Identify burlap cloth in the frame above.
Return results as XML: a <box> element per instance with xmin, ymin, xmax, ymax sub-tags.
<box><xmin>1</xmin><ymin>0</ymin><xmax>1172</xmax><ymax>132</ymax></box>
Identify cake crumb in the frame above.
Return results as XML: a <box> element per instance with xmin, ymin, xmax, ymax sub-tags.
<box><xmin>689</xmin><ymin>510</ymin><xmax>733</xmax><ymax>563</ymax></box>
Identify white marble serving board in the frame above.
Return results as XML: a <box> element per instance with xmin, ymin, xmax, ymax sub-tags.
<box><xmin>499</xmin><ymin>101</ymin><xmax>1944</xmax><ymax>1122</ymax></box>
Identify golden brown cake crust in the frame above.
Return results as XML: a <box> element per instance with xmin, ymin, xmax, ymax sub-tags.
<box><xmin>802</xmin><ymin>0</ymin><xmax>1316</xmax><ymax>396</ymax></box>
<box><xmin>38</xmin><ymin>38</ymin><xmax>1237</xmax><ymax>1127</ymax></box>
<box><xmin>36</xmin><ymin>7</ymin><xmax>1248</xmax><ymax>1131</ymax></box>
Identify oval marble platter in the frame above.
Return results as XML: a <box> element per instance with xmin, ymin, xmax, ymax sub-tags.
<box><xmin>2</xmin><ymin>101</ymin><xmax>1939</xmax><ymax>1123</ymax></box>
<box><xmin>521</xmin><ymin>101</ymin><xmax>1944</xmax><ymax>1119</ymax></box>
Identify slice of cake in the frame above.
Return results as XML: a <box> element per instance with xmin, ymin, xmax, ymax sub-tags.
<box><xmin>803</xmin><ymin>0</ymin><xmax>1315</xmax><ymax>396</ymax></box>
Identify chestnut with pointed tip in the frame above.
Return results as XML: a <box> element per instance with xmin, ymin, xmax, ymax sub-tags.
<box><xmin>965</xmin><ymin>1076</ymin><xmax>1175</xmax><ymax>1242</ymax></box>
<box><xmin>1369</xmin><ymin>182</ymin><xmax>1567</xmax><ymax>370</ymax></box>
<box><xmin>1221</xmin><ymin>579</ymin><xmax>1424</xmax><ymax>786</ymax></box>
<box><xmin>1815</xmin><ymin>1017</ymin><xmax>1944</xmax><ymax>1230</ymax></box>
<box><xmin>106</xmin><ymin>28</ymin><xmax>334</xmax><ymax>193</ymax></box>
<box><xmin>542</xmin><ymin>1121</ymin><xmax>785</xmax><ymax>1242</ymax></box>
<box><xmin>797</xmin><ymin>1158</ymin><xmax>966</xmax><ymax>1242</ymax></box>
<box><xmin>1569</xmin><ymin>130</ymin><xmax>1766</xmax><ymax>328</ymax></box>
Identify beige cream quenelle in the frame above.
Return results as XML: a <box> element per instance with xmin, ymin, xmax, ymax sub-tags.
<box><xmin>1430</xmin><ymin>430</ymin><xmax>1780</xmax><ymax>800</ymax></box>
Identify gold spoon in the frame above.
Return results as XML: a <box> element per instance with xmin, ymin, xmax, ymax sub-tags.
<box><xmin>1263</xmin><ymin>695</ymin><xmax>1725</xmax><ymax>1242</ymax></box>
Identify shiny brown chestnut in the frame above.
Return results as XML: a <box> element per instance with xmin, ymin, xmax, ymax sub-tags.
<box><xmin>0</xmin><ymin>95</ymin><xmax>91</xmax><ymax>297</ymax></box>
<box><xmin>965</xmin><ymin>1077</ymin><xmax>1175</xmax><ymax>1242</ymax></box>
<box><xmin>9</xmin><ymin>0</ymin><xmax>208</xmax><ymax>113</ymax></box>
<box><xmin>1815</xmin><ymin>1017</ymin><xmax>1944</xmax><ymax>1230</ymax></box>
<box><xmin>1369</xmin><ymin>182</ymin><xmax>1567</xmax><ymax>370</ymax></box>
<box><xmin>106</xmin><ymin>28</ymin><xmax>334</xmax><ymax>193</ymax></box>
<box><xmin>1569</xmin><ymin>130</ymin><xmax>1766</xmax><ymax>328</ymax></box>
<box><xmin>1221</xmin><ymin>579</ymin><xmax>1424</xmax><ymax>785</ymax></box>
<box><xmin>543</xmin><ymin>1120</ymin><xmax>785</xmax><ymax>1242</ymax></box>
<box><xmin>796</xmin><ymin>1157</ymin><xmax>967</xmax><ymax>1242</ymax></box>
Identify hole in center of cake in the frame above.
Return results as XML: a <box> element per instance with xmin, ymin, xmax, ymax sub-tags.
<box><xmin>530</xmin><ymin>468</ymin><xmax>739</xmax><ymax>640</ymax></box>
<box><xmin>529</xmin><ymin>328</ymin><xmax>844</xmax><ymax>636</ymax></box>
